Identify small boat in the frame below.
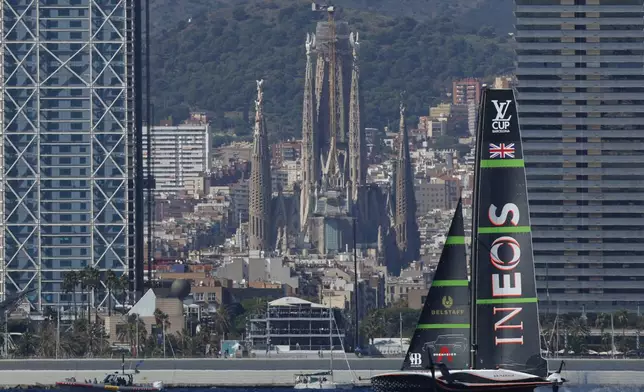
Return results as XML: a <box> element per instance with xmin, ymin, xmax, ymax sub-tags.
<box><xmin>56</xmin><ymin>355</ymin><xmax>163</xmax><ymax>391</ymax></box>
<box><xmin>294</xmin><ymin>371</ymin><xmax>353</xmax><ymax>390</ymax></box>
<box><xmin>371</xmin><ymin>89</ymin><xmax>567</xmax><ymax>392</ymax></box>
<box><xmin>56</xmin><ymin>373</ymin><xmax>163</xmax><ymax>392</ymax></box>
<box><xmin>293</xmin><ymin>303</ymin><xmax>356</xmax><ymax>390</ymax></box>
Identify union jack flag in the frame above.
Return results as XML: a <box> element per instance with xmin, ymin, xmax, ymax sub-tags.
<box><xmin>489</xmin><ymin>143</ymin><xmax>515</xmax><ymax>159</ymax></box>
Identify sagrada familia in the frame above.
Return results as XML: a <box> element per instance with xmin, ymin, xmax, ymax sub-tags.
<box><xmin>246</xmin><ymin>19</ymin><xmax>420</xmax><ymax>275</ymax></box>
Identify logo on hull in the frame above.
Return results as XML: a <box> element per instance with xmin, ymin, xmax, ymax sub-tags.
<box><xmin>435</xmin><ymin>346</ymin><xmax>454</xmax><ymax>362</ymax></box>
<box><xmin>409</xmin><ymin>352</ymin><xmax>422</xmax><ymax>367</ymax></box>
<box><xmin>442</xmin><ymin>296</ymin><xmax>454</xmax><ymax>308</ymax></box>
<box><xmin>491</xmin><ymin>100</ymin><xmax>512</xmax><ymax>133</ymax></box>
<box><xmin>487</xmin><ymin>203</ymin><xmax>525</xmax><ymax>345</ymax></box>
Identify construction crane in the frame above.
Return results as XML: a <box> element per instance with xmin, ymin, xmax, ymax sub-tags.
<box><xmin>312</xmin><ymin>2</ymin><xmax>338</xmax><ymax>174</ymax></box>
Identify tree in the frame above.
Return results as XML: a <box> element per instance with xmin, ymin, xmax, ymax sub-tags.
<box><xmin>82</xmin><ymin>266</ymin><xmax>100</xmax><ymax>321</ymax></box>
<box><xmin>360</xmin><ymin>310</ymin><xmax>385</xmax><ymax>352</ymax></box>
<box><xmin>211</xmin><ymin>305</ymin><xmax>232</xmax><ymax>340</ymax></box>
<box><xmin>565</xmin><ymin>316</ymin><xmax>590</xmax><ymax>354</ymax></box>
<box><xmin>105</xmin><ymin>269</ymin><xmax>123</xmax><ymax>316</ymax></box>
<box><xmin>595</xmin><ymin>312</ymin><xmax>611</xmax><ymax>334</ymax></box>
<box><xmin>13</xmin><ymin>329</ymin><xmax>38</xmax><ymax>358</ymax></box>
<box><xmin>62</xmin><ymin>271</ymin><xmax>78</xmax><ymax>318</ymax></box>
<box><xmin>616</xmin><ymin>310</ymin><xmax>629</xmax><ymax>338</ymax></box>
<box><xmin>119</xmin><ymin>314</ymin><xmax>147</xmax><ymax>357</ymax></box>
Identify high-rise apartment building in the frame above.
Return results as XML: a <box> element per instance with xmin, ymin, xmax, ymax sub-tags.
<box><xmin>1</xmin><ymin>1</ymin><xmax>143</xmax><ymax>310</ymax></box>
<box><xmin>515</xmin><ymin>0</ymin><xmax>644</xmax><ymax>313</ymax></box>
<box><xmin>452</xmin><ymin>78</ymin><xmax>481</xmax><ymax>106</ymax></box>
<box><xmin>143</xmin><ymin>122</ymin><xmax>211</xmax><ymax>196</ymax></box>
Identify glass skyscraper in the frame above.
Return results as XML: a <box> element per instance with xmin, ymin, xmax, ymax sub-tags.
<box><xmin>1</xmin><ymin>0</ymin><xmax>143</xmax><ymax>311</ymax></box>
<box><xmin>516</xmin><ymin>0</ymin><xmax>644</xmax><ymax>313</ymax></box>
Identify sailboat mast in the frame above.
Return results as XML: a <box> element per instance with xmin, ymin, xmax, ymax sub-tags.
<box><xmin>469</xmin><ymin>87</ymin><xmax>486</xmax><ymax>369</ymax></box>
<box><xmin>329</xmin><ymin>304</ymin><xmax>334</xmax><ymax>381</ymax></box>
<box><xmin>353</xmin><ymin>218</ymin><xmax>359</xmax><ymax>349</ymax></box>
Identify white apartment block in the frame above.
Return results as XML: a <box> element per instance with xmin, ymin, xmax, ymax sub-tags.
<box><xmin>414</xmin><ymin>178</ymin><xmax>449</xmax><ymax>216</ymax></box>
<box><xmin>143</xmin><ymin>124</ymin><xmax>211</xmax><ymax>196</ymax></box>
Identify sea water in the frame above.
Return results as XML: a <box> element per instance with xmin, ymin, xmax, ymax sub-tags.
<box><xmin>7</xmin><ymin>387</ymin><xmax>644</xmax><ymax>392</ymax></box>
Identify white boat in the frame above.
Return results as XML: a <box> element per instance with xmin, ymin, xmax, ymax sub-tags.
<box><xmin>293</xmin><ymin>304</ymin><xmax>355</xmax><ymax>390</ymax></box>
<box><xmin>294</xmin><ymin>371</ymin><xmax>353</xmax><ymax>390</ymax></box>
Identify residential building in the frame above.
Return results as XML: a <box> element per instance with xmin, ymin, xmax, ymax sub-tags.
<box><xmin>386</xmin><ymin>275</ymin><xmax>426</xmax><ymax>306</ymax></box>
<box><xmin>143</xmin><ymin>120</ymin><xmax>211</xmax><ymax>196</ymax></box>
<box><xmin>452</xmin><ymin>78</ymin><xmax>481</xmax><ymax>106</ymax></box>
<box><xmin>407</xmin><ymin>288</ymin><xmax>427</xmax><ymax>310</ymax></box>
<box><xmin>271</xmin><ymin>141</ymin><xmax>301</xmax><ymax>166</ymax></box>
<box><xmin>515</xmin><ymin>0</ymin><xmax>644</xmax><ymax>312</ymax></box>
<box><xmin>414</xmin><ymin>178</ymin><xmax>450</xmax><ymax>215</ymax></box>
<box><xmin>0</xmin><ymin>1</ymin><xmax>143</xmax><ymax>309</ymax></box>
<box><xmin>229</xmin><ymin>180</ymin><xmax>249</xmax><ymax>223</ymax></box>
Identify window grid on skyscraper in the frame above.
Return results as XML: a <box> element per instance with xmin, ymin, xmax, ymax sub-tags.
<box><xmin>1</xmin><ymin>0</ymin><xmax>138</xmax><ymax>311</ymax></box>
<box><xmin>515</xmin><ymin>0</ymin><xmax>644</xmax><ymax>313</ymax></box>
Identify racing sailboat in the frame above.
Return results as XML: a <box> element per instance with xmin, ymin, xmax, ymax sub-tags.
<box><xmin>371</xmin><ymin>88</ymin><xmax>566</xmax><ymax>392</ymax></box>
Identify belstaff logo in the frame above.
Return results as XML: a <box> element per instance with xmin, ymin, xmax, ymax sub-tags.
<box><xmin>409</xmin><ymin>352</ymin><xmax>423</xmax><ymax>367</ymax></box>
<box><xmin>442</xmin><ymin>296</ymin><xmax>454</xmax><ymax>309</ymax></box>
<box><xmin>491</xmin><ymin>99</ymin><xmax>512</xmax><ymax>134</ymax></box>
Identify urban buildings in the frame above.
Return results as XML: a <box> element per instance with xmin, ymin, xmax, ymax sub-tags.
<box><xmin>452</xmin><ymin>78</ymin><xmax>481</xmax><ymax>106</ymax></box>
<box><xmin>1</xmin><ymin>0</ymin><xmax>143</xmax><ymax>310</ymax></box>
<box><xmin>143</xmin><ymin>117</ymin><xmax>211</xmax><ymax>196</ymax></box>
<box><xmin>515</xmin><ymin>0</ymin><xmax>644</xmax><ymax>312</ymax></box>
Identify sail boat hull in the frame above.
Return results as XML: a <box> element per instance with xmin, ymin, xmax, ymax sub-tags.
<box><xmin>371</xmin><ymin>369</ymin><xmax>552</xmax><ymax>392</ymax></box>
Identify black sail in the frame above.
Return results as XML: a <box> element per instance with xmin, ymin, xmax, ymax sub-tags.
<box><xmin>401</xmin><ymin>199</ymin><xmax>469</xmax><ymax>371</ymax></box>
<box><xmin>471</xmin><ymin>88</ymin><xmax>546</xmax><ymax>377</ymax></box>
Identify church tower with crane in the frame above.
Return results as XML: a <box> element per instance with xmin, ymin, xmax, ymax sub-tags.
<box><xmin>296</xmin><ymin>3</ymin><xmax>416</xmax><ymax>274</ymax></box>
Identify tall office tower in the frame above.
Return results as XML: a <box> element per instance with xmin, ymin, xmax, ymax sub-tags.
<box><xmin>1</xmin><ymin>1</ymin><xmax>143</xmax><ymax>310</ymax></box>
<box><xmin>515</xmin><ymin>0</ymin><xmax>644</xmax><ymax>313</ymax></box>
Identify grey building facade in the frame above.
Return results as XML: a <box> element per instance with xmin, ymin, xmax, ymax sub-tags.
<box><xmin>515</xmin><ymin>0</ymin><xmax>644</xmax><ymax>313</ymax></box>
<box><xmin>1</xmin><ymin>0</ymin><xmax>143</xmax><ymax>311</ymax></box>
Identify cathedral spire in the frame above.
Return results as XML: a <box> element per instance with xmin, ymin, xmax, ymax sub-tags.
<box><xmin>248</xmin><ymin>80</ymin><xmax>272</xmax><ymax>252</ymax></box>
<box><xmin>348</xmin><ymin>32</ymin><xmax>365</xmax><ymax>201</ymax></box>
<box><xmin>300</xmin><ymin>33</ymin><xmax>318</xmax><ymax>231</ymax></box>
<box><xmin>394</xmin><ymin>94</ymin><xmax>420</xmax><ymax>274</ymax></box>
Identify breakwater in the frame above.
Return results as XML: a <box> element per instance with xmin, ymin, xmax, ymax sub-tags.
<box><xmin>0</xmin><ymin>358</ymin><xmax>641</xmax><ymax>387</ymax></box>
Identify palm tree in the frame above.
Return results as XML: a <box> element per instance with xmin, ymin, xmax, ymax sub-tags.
<box><xmin>105</xmin><ymin>269</ymin><xmax>119</xmax><ymax>316</ymax></box>
<box><xmin>615</xmin><ymin>309</ymin><xmax>629</xmax><ymax>338</ymax></box>
<box><xmin>595</xmin><ymin>312</ymin><xmax>612</xmax><ymax>334</ymax></box>
<box><xmin>153</xmin><ymin>309</ymin><xmax>171</xmax><ymax>356</ymax></box>
<box><xmin>78</xmin><ymin>268</ymin><xmax>88</xmax><ymax>319</ymax></box>
<box><xmin>83</xmin><ymin>266</ymin><xmax>100</xmax><ymax>321</ymax></box>
<box><xmin>62</xmin><ymin>271</ymin><xmax>78</xmax><ymax>318</ymax></box>
<box><xmin>212</xmin><ymin>305</ymin><xmax>231</xmax><ymax>339</ymax></box>
<box><xmin>119</xmin><ymin>314</ymin><xmax>147</xmax><ymax>357</ymax></box>
<box><xmin>565</xmin><ymin>316</ymin><xmax>590</xmax><ymax>354</ymax></box>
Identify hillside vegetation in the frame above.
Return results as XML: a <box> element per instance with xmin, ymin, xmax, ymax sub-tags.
<box><xmin>149</xmin><ymin>0</ymin><xmax>513</xmax><ymax>142</ymax></box>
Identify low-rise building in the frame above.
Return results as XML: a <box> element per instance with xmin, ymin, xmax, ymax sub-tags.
<box><xmin>247</xmin><ymin>297</ymin><xmax>345</xmax><ymax>352</ymax></box>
